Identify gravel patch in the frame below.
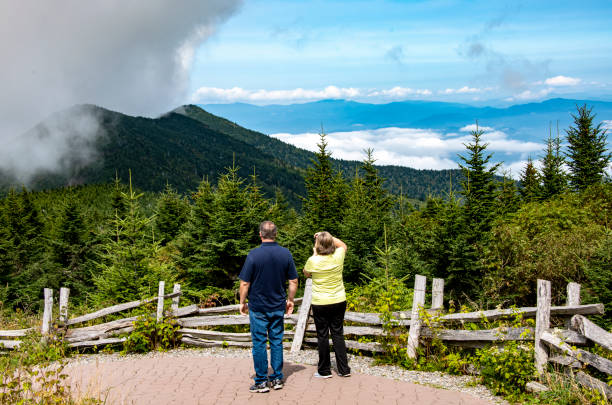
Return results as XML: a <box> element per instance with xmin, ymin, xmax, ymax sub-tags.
<box><xmin>65</xmin><ymin>347</ymin><xmax>508</xmax><ymax>404</ymax></box>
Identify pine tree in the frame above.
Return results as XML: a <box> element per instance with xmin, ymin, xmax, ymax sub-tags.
<box><xmin>459</xmin><ymin>126</ymin><xmax>501</xmax><ymax>235</ymax></box>
<box><xmin>302</xmin><ymin>131</ymin><xmax>347</xmax><ymax>237</ymax></box>
<box><xmin>451</xmin><ymin>125</ymin><xmax>501</xmax><ymax>298</ymax></box>
<box><xmin>92</xmin><ymin>173</ymin><xmax>175</xmax><ymax>306</ymax></box>
<box><xmin>154</xmin><ymin>183</ymin><xmax>189</xmax><ymax>245</ymax></box>
<box><xmin>519</xmin><ymin>157</ymin><xmax>542</xmax><ymax>202</ymax></box>
<box><xmin>540</xmin><ymin>126</ymin><xmax>567</xmax><ymax>199</ymax></box>
<box><xmin>5</xmin><ymin>189</ymin><xmax>47</xmax><ymax>309</ymax></box>
<box><xmin>341</xmin><ymin>150</ymin><xmax>394</xmax><ymax>282</ymax></box>
<box><xmin>496</xmin><ymin>172</ymin><xmax>520</xmax><ymax>216</ymax></box>
<box><xmin>0</xmin><ymin>197</ymin><xmax>10</xmax><ymax>305</ymax></box>
<box><xmin>110</xmin><ymin>175</ymin><xmax>128</xmax><ymax>219</ymax></box>
<box><xmin>203</xmin><ymin>163</ymin><xmax>258</xmax><ymax>286</ymax></box>
<box><xmin>49</xmin><ymin>196</ymin><xmax>94</xmax><ymax>301</ymax></box>
<box><xmin>566</xmin><ymin>105</ymin><xmax>611</xmax><ymax>191</ymax></box>
<box><xmin>174</xmin><ymin>177</ymin><xmax>215</xmax><ymax>287</ymax></box>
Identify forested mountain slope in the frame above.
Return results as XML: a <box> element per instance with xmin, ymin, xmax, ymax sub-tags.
<box><xmin>1</xmin><ymin>104</ymin><xmax>462</xmax><ymax>203</ymax></box>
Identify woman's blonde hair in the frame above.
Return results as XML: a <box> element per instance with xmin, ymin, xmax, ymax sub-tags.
<box><xmin>315</xmin><ymin>231</ymin><xmax>336</xmax><ymax>256</ymax></box>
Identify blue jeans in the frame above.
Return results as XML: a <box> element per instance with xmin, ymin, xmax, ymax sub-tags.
<box><xmin>249</xmin><ymin>309</ymin><xmax>285</xmax><ymax>384</ymax></box>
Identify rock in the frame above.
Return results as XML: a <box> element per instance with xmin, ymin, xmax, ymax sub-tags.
<box><xmin>525</xmin><ymin>381</ymin><xmax>549</xmax><ymax>393</ymax></box>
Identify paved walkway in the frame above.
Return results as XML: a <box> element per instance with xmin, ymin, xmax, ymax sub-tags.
<box><xmin>64</xmin><ymin>355</ymin><xmax>495</xmax><ymax>405</ymax></box>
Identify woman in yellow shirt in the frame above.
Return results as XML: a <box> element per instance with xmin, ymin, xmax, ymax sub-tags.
<box><xmin>303</xmin><ymin>231</ymin><xmax>351</xmax><ymax>378</ymax></box>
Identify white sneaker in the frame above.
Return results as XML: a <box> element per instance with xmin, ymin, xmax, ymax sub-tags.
<box><xmin>314</xmin><ymin>372</ymin><xmax>332</xmax><ymax>379</ymax></box>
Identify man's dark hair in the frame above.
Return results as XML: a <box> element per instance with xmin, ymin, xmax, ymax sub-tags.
<box><xmin>259</xmin><ymin>221</ymin><xmax>277</xmax><ymax>240</ymax></box>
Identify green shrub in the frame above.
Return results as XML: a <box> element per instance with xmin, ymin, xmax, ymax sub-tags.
<box><xmin>346</xmin><ymin>276</ymin><xmax>413</xmax><ymax>313</ymax></box>
<box><xmin>476</xmin><ymin>341</ymin><xmax>536</xmax><ymax>398</ymax></box>
<box><xmin>122</xmin><ymin>316</ymin><xmax>180</xmax><ymax>354</ymax></box>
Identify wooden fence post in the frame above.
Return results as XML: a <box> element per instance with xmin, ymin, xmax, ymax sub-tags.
<box><xmin>535</xmin><ymin>279</ymin><xmax>551</xmax><ymax>374</ymax></box>
<box><xmin>59</xmin><ymin>287</ymin><xmax>70</xmax><ymax>325</ymax></box>
<box><xmin>172</xmin><ymin>283</ymin><xmax>181</xmax><ymax>316</ymax></box>
<box><xmin>157</xmin><ymin>281</ymin><xmax>165</xmax><ymax>322</ymax></box>
<box><xmin>42</xmin><ymin>288</ymin><xmax>53</xmax><ymax>335</ymax></box>
<box><xmin>291</xmin><ymin>278</ymin><xmax>313</xmax><ymax>353</ymax></box>
<box><xmin>566</xmin><ymin>282</ymin><xmax>581</xmax><ymax>306</ymax></box>
<box><xmin>565</xmin><ymin>282</ymin><xmax>580</xmax><ymax>329</ymax></box>
<box><xmin>407</xmin><ymin>274</ymin><xmax>426</xmax><ymax>359</ymax></box>
<box><xmin>431</xmin><ymin>278</ymin><xmax>444</xmax><ymax>311</ymax></box>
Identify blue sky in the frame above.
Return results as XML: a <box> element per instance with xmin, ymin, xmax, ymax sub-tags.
<box><xmin>190</xmin><ymin>0</ymin><xmax>612</xmax><ymax>105</ymax></box>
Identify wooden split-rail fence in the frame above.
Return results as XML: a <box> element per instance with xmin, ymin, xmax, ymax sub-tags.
<box><xmin>1</xmin><ymin>276</ymin><xmax>610</xmax><ymax>398</ymax></box>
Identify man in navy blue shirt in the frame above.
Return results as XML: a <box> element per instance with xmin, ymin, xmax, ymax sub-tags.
<box><xmin>239</xmin><ymin>221</ymin><xmax>298</xmax><ymax>393</ymax></box>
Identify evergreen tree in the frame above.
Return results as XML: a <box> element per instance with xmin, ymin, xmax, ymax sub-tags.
<box><xmin>49</xmin><ymin>196</ymin><xmax>94</xmax><ymax>301</ymax></box>
<box><xmin>341</xmin><ymin>150</ymin><xmax>394</xmax><ymax>282</ymax></box>
<box><xmin>519</xmin><ymin>157</ymin><xmax>542</xmax><ymax>202</ymax></box>
<box><xmin>154</xmin><ymin>183</ymin><xmax>189</xmax><ymax>245</ymax></box>
<box><xmin>203</xmin><ymin>163</ymin><xmax>259</xmax><ymax>286</ymax></box>
<box><xmin>4</xmin><ymin>189</ymin><xmax>47</xmax><ymax>309</ymax></box>
<box><xmin>0</xmin><ymin>197</ymin><xmax>10</xmax><ymax>305</ymax></box>
<box><xmin>301</xmin><ymin>131</ymin><xmax>347</xmax><ymax>237</ymax></box>
<box><xmin>110</xmin><ymin>175</ymin><xmax>128</xmax><ymax>219</ymax></box>
<box><xmin>496</xmin><ymin>172</ymin><xmax>520</xmax><ymax>216</ymax></box>
<box><xmin>566</xmin><ymin>105</ymin><xmax>611</xmax><ymax>191</ymax></box>
<box><xmin>174</xmin><ymin>177</ymin><xmax>215</xmax><ymax>287</ymax></box>
<box><xmin>540</xmin><ymin>127</ymin><xmax>567</xmax><ymax>199</ymax></box>
<box><xmin>459</xmin><ymin>126</ymin><xmax>501</xmax><ymax>234</ymax></box>
<box><xmin>92</xmin><ymin>174</ymin><xmax>175</xmax><ymax>306</ymax></box>
<box><xmin>451</xmin><ymin>126</ymin><xmax>501</xmax><ymax>298</ymax></box>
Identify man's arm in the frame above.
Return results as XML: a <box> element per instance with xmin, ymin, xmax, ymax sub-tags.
<box><xmin>239</xmin><ymin>280</ymin><xmax>250</xmax><ymax>315</ymax></box>
<box><xmin>286</xmin><ymin>278</ymin><xmax>298</xmax><ymax>314</ymax></box>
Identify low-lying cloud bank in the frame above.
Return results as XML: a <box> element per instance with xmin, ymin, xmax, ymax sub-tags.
<box><xmin>271</xmin><ymin>125</ymin><xmax>543</xmax><ymax>178</ymax></box>
<box><xmin>191</xmin><ymin>74</ymin><xmax>590</xmax><ymax>105</ymax></box>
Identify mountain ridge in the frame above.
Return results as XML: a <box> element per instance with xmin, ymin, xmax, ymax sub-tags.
<box><xmin>0</xmin><ymin>104</ymin><xmax>461</xmax><ymax>204</ymax></box>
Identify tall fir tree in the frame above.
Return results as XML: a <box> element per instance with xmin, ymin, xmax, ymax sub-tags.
<box><xmin>519</xmin><ymin>157</ymin><xmax>542</xmax><ymax>202</ymax></box>
<box><xmin>496</xmin><ymin>172</ymin><xmax>520</xmax><ymax>216</ymax></box>
<box><xmin>341</xmin><ymin>150</ymin><xmax>394</xmax><ymax>282</ymax></box>
<box><xmin>459</xmin><ymin>126</ymin><xmax>501</xmax><ymax>235</ymax></box>
<box><xmin>154</xmin><ymin>183</ymin><xmax>189</xmax><ymax>245</ymax></box>
<box><xmin>451</xmin><ymin>125</ymin><xmax>501</xmax><ymax>298</ymax></box>
<box><xmin>302</xmin><ymin>131</ymin><xmax>347</xmax><ymax>236</ymax></box>
<box><xmin>49</xmin><ymin>195</ymin><xmax>94</xmax><ymax>301</ymax></box>
<box><xmin>293</xmin><ymin>131</ymin><xmax>348</xmax><ymax>266</ymax></box>
<box><xmin>565</xmin><ymin>104</ymin><xmax>611</xmax><ymax>191</ymax></box>
<box><xmin>203</xmin><ymin>163</ymin><xmax>262</xmax><ymax>286</ymax></box>
<box><xmin>92</xmin><ymin>173</ymin><xmax>175</xmax><ymax>306</ymax></box>
<box><xmin>174</xmin><ymin>177</ymin><xmax>215</xmax><ymax>288</ymax></box>
<box><xmin>540</xmin><ymin>126</ymin><xmax>567</xmax><ymax>199</ymax></box>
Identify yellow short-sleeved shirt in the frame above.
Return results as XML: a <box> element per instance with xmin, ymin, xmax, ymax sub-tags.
<box><xmin>304</xmin><ymin>247</ymin><xmax>346</xmax><ymax>305</ymax></box>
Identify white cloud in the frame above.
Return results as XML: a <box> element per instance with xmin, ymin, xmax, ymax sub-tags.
<box><xmin>367</xmin><ymin>87</ymin><xmax>433</xmax><ymax>97</ymax></box>
<box><xmin>460</xmin><ymin>124</ymin><xmax>494</xmax><ymax>132</ymax></box>
<box><xmin>440</xmin><ymin>86</ymin><xmax>482</xmax><ymax>94</ymax></box>
<box><xmin>602</xmin><ymin>120</ymin><xmax>612</xmax><ymax>130</ymax></box>
<box><xmin>192</xmin><ymin>85</ymin><xmax>361</xmax><ymax>104</ymax></box>
<box><xmin>506</xmin><ymin>88</ymin><xmax>553</xmax><ymax>101</ymax></box>
<box><xmin>270</xmin><ymin>125</ymin><xmax>543</xmax><ymax>173</ymax></box>
<box><xmin>544</xmin><ymin>75</ymin><xmax>582</xmax><ymax>86</ymax></box>
<box><xmin>191</xmin><ymin>85</ymin><xmax>434</xmax><ymax>104</ymax></box>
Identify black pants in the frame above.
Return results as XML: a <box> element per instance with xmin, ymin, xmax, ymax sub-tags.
<box><xmin>311</xmin><ymin>300</ymin><xmax>350</xmax><ymax>376</ymax></box>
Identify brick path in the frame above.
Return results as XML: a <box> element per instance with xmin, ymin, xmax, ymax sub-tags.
<box><xmin>64</xmin><ymin>354</ymin><xmax>495</xmax><ymax>405</ymax></box>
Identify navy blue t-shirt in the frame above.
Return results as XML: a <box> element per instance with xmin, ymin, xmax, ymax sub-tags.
<box><xmin>239</xmin><ymin>242</ymin><xmax>298</xmax><ymax>313</ymax></box>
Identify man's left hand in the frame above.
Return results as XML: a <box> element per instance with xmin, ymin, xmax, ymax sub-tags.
<box><xmin>239</xmin><ymin>303</ymin><xmax>248</xmax><ymax>315</ymax></box>
<box><xmin>285</xmin><ymin>300</ymin><xmax>294</xmax><ymax>315</ymax></box>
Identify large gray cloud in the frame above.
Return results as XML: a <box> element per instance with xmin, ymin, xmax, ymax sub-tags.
<box><xmin>0</xmin><ymin>1</ymin><xmax>242</xmax><ymax>182</ymax></box>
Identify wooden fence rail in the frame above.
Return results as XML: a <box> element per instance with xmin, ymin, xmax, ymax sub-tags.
<box><xmin>1</xmin><ymin>276</ymin><xmax>609</xmax><ymax>399</ymax></box>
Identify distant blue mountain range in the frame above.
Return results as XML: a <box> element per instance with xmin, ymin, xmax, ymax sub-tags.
<box><xmin>200</xmin><ymin>98</ymin><xmax>612</xmax><ymax>141</ymax></box>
